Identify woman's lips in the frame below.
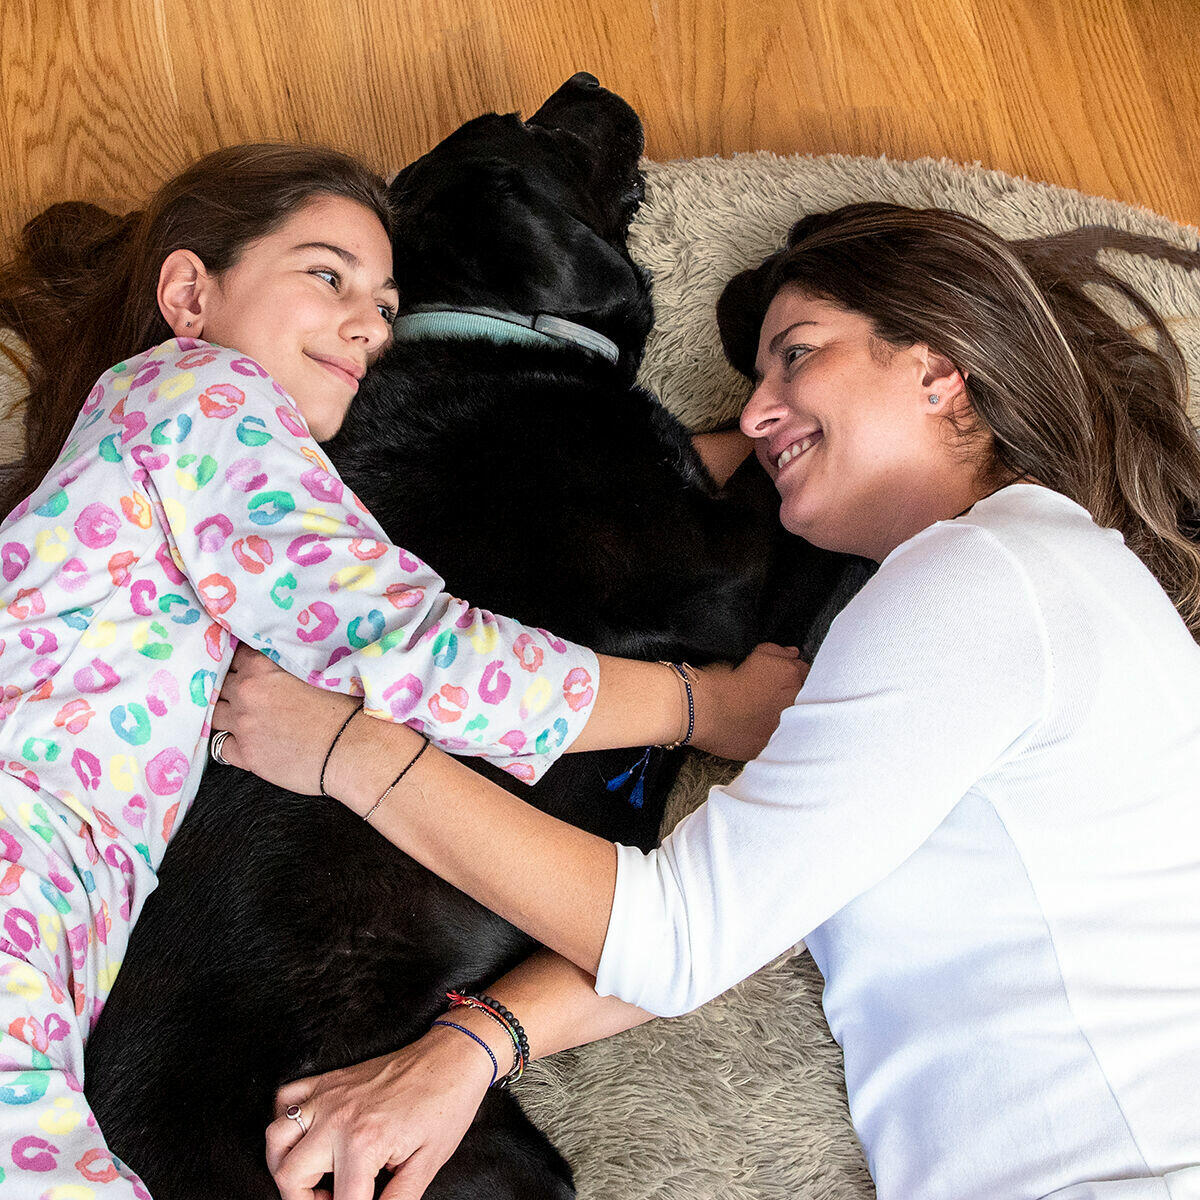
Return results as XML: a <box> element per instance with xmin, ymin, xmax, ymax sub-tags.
<box><xmin>774</xmin><ymin>430</ymin><xmax>823</xmax><ymax>473</ymax></box>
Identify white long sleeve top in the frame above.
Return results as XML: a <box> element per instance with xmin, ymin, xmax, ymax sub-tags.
<box><xmin>596</xmin><ymin>484</ymin><xmax>1200</xmax><ymax>1200</ymax></box>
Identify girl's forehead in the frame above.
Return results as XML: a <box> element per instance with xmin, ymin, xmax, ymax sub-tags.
<box><xmin>239</xmin><ymin>196</ymin><xmax>394</xmax><ymax>282</ymax></box>
<box><xmin>270</xmin><ymin>197</ymin><xmax>385</xmax><ymax>247</ymax></box>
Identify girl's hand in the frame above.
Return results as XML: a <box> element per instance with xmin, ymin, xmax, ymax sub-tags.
<box><xmin>264</xmin><ymin>1027</ymin><xmax>494</xmax><ymax>1200</ymax></box>
<box><xmin>213</xmin><ymin>642</ymin><xmax>359</xmax><ymax>794</ymax></box>
<box><xmin>689</xmin><ymin>643</ymin><xmax>809</xmax><ymax>760</ymax></box>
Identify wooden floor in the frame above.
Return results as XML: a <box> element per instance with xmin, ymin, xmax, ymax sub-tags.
<box><xmin>1</xmin><ymin>0</ymin><xmax>1198</xmax><ymax>250</ymax></box>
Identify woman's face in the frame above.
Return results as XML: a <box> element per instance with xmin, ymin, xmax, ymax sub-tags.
<box><xmin>739</xmin><ymin>287</ymin><xmax>962</xmax><ymax>561</ymax></box>
<box><xmin>193</xmin><ymin>195</ymin><xmax>398</xmax><ymax>441</ymax></box>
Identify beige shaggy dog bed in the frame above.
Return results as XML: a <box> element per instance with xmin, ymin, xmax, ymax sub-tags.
<box><xmin>516</xmin><ymin>152</ymin><xmax>1200</xmax><ymax>1200</ymax></box>
<box><xmin>2</xmin><ymin>151</ymin><xmax>1198</xmax><ymax>1200</ymax></box>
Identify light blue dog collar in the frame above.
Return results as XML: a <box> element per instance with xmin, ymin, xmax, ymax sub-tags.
<box><xmin>391</xmin><ymin>305</ymin><xmax>620</xmax><ymax>366</ymax></box>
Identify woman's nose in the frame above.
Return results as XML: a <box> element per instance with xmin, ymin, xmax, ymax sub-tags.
<box><xmin>739</xmin><ymin>380</ymin><xmax>785</xmax><ymax>438</ymax></box>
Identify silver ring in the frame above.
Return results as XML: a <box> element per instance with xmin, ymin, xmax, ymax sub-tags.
<box><xmin>285</xmin><ymin>1103</ymin><xmax>308</xmax><ymax>1135</ymax></box>
<box><xmin>209</xmin><ymin>729</ymin><xmax>233</xmax><ymax>766</ymax></box>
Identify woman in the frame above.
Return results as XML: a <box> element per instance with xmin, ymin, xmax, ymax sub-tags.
<box><xmin>0</xmin><ymin>144</ymin><xmax>800</xmax><ymax>1196</ymax></box>
<box><xmin>219</xmin><ymin>201</ymin><xmax>1200</xmax><ymax>1200</ymax></box>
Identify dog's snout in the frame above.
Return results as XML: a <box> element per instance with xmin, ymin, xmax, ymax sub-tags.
<box><xmin>569</xmin><ymin>71</ymin><xmax>601</xmax><ymax>89</ymax></box>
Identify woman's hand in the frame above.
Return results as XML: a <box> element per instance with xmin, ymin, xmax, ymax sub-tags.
<box><xmin>265</xmin><ymin>1027</ymin><xmax>494</xmax><ymax>1200</ymax></box>
<box><xmin>689</xmin><ymin>642</ymin><xmax>809</xmax><ymax>760</ymax></box>
<box><xmin>213</xmin><ymin>642</ymin><xmax>359</xmax><ymax>794</ymax></box>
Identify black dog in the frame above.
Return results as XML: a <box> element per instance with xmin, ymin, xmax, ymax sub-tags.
<box><xmin>84</xmin><ymin>76</ymin><xmax>870</xmax><ymax>1199</ymax></box>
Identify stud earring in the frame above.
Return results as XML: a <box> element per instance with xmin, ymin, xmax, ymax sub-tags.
<box><xmin>185</xmin><ymin>320</ymin><xmax>192</xmax><ymax>327</ymax></box>
<box><xmin>928</xmin><ymin>393</ymin><xmax>940</xmax><ymax>405</ymax></box>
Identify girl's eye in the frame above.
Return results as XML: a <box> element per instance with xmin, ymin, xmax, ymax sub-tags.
<box><xmin>311</xmin><ymin>267</ymin><xmax>340</xmax><ymax>288</ymax></box>
<box><xmin>377</xmin><ymin>303</ymin><xmax>397</xmax><ymax>325</ymax></box>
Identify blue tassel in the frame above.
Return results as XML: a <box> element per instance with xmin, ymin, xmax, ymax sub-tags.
<box><xmin>606</xmin><ymin>746</ymin><xmax>653</xmax><ymax>809</ymax></box>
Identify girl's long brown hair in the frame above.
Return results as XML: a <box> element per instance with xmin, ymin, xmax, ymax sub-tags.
<box><xmin>718</xmin><ymin>203</ymin><xmax>1200</xmax><ymax>641</ymax></box>
<box><xmin>0</xmin><ymin>143</ymin><xmax>392</xmax><ymax>517</ymax></box>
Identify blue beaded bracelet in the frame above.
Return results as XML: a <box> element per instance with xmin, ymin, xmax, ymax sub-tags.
<box><xmin>659</xmin><ymin>661</ymin><xmax>695</xmax><ymax>748</ymax></box>
<box><xmin>432</xmin><ymin>1019</ymin><xmax>498</xmax><ymax>1087</ymax></box>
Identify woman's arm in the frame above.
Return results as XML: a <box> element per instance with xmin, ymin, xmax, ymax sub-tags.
<box><xmin>691</xmin><ymin>428</ymin><xmax>755</xmax><ymax>487</ymax></box>
<box><xmin>263</xmin><ymin>949</ymin><xmax>650</xmax><ymax>1200</ymax></box>
<box><xmin>217</xmin><ymin>641</ymin><xmax>808</xmax><ymax>973</ymax></box>
<box><xmin>220</xmin><ymin>525</ymin><xmax>1050</xmax><ymax>1018</ymax></box>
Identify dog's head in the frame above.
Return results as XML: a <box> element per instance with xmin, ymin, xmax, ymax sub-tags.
<box><xmin>387</xmin><ymin>74</ymin><xmax>652</xmax><ymax>372</ymax></box>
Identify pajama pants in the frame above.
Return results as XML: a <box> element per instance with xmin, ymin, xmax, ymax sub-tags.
<box><xmin>0</xmin><ymin>776</ymin><xmax>156</xmax><ymax>1197</ymax></box>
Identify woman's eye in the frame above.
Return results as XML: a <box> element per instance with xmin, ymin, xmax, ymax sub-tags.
<box><xmin>311</xmin><ymin>267</ymin><xmax>340</xmax><ymax>288</ymax></box>
<box><xmin>784</xmin><ymin>345</ymin><xmax>811</xmax><ymax>367</ymax></box>
<box><xmin>377</xmin><ymin>303</ymin><xmax>397</xmax><ymax>324</ymax></box>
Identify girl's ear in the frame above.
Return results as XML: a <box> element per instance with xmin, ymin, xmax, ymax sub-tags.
<box><xmin>157</xmin><ymin>249</ymin><xmax>211</xmax><ymax>337</ymax></box>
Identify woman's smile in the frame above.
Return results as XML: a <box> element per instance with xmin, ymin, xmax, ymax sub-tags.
<box><xmin>774</xmin><ymin>429</ymin><xmax>823</xmax><ymax>471</ymax></box>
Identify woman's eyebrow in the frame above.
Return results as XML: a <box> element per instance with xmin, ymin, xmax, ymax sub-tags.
<box><xmin>767</xmin><ymin>320</ymin><xmax>819</xmax><ymax>356</ymax></box>
<box><xmin>292</xmin><ymin>241</ymin><xmax>398</xmax><ymax>294</ymax></box>
<box><xmin>754</xmin><ymin>320</ymin><xmax>820</xmax><ymax>380</ymax></box>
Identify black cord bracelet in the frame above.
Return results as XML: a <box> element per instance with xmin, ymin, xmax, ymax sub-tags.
<box><xmin>319</xmin><ymin>706</ymin><xmax>361</xmax><ymax>796</ymax></box>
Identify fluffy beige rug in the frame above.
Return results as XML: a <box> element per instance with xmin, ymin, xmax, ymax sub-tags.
<box><xmin>2</xmin><ymin>152</ymin><xmax>1198</xmax><ymax>1200</ymax></box>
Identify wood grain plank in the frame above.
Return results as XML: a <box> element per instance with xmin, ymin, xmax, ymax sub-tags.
<box><xmin>2</xmin><ymin>0</ymin><xmax>1197</xmax><ymax>250</ymax></box>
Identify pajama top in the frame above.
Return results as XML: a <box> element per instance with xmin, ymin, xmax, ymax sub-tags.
<box><xmin>0</xmin><ymin>336</ymin><xmax>598</xmax><ymax>1195</ymax></box>
<box><xmin>598</xmin><ymin>484</ymin><xmax>1200</xmax><ymax>1199</ymax></box>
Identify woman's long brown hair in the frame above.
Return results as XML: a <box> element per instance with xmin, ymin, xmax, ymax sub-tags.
<box><xmin>0</xmin><ymin>143</ymin><xmax>392</xmax><ymax>517</ymax></box>
<box><xmin>718</xmin><ymin>203</ymin><xmax>1200</xmax><ymax>640</ymax></box>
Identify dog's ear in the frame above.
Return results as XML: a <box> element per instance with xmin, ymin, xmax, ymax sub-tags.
<box><xmin>518</xmin><ymin>209</ymin><xmax>643</xmax><ymax>318</ymax></box>
<box><xmin>392</xmin><ymin>163</ymin><xmax>642</xmax><ymax>319</ymax></box>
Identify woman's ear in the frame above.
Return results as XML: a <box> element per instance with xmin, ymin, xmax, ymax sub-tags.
<box><xmin>157</xmin><ymin>249</ymin><xmax>211</xmax><ymax>337</ymax></box>
<box><xmin>919</xmin><ymin>348</ymin><xmax>968</xmax><ymax>410</ymax></box>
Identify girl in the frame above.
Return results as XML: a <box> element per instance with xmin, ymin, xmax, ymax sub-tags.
<box><xmin>0</xmin><ymin>143</ymin><xmax>800</xmax><ymax>1196</ymax></box>
<box><xmin>221</xmin><ymin>203</ymin><xmax>1200</xmax><ymax>1200</ymax></box>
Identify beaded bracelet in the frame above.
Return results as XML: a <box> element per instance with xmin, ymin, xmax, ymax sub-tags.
<box><xmin>446</xmin><ymin>990</ymin><xmax>529</xmax><ymax>1087</ymax></box>
<box><xmin>658</xmin><ymin>661</ymin><xmax>696</xmax><ymax>749</ymax></box>
<box><xmin>363</xmin><ymin>740</ymin><xmax>430</xmax><ymax>824</ymax></box>
<box><xmin>431</xmin><ymin>1020</ymin><xmax>498</xmax><ymax>1087</ymax></box>
<box><xmin>319</xmin><ymin>706</ymin><xmax>361</xmax><ymax>797</ymax></box>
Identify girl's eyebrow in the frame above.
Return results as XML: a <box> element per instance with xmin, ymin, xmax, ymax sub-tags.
<box><xmin>292</xmin><ymin>241</ymin><xmax>399</xmax><ymax>295</ymax></box>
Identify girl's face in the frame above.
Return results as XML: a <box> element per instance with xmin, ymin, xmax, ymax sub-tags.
<box><xmin>186</xmin><ymin>195</ymin><xmax>398</xmax><ymax>441</ymax></box>
<box><xmin>739</xmin><ymin>287</ymin><xmax>967</xmax><ymax>561</ymax></box>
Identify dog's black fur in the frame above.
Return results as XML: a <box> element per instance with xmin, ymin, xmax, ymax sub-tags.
<box><xmin>83</xmin><ymin>76</ymin><xmax>871</xmax><ymax>1199</ymax></box>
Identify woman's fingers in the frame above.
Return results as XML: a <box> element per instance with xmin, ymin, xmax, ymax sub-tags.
<box><xmin>379</xmin><ymin>1148</ymin><xmax>443</xmax><ymax>1200</ymax></box>
<box><xmin>335</xmin><ymin>1156</ymin><xmax>387</xmax><ymax>1200</ymax></box>
<box><xmin>264</xmin><ymin>1108</ymin><xmax>308</xmax><ymax>1176</ymax></box>
<box><xmin>271</xmin><ymin>1124</ymin><xmax>348</xmax><ymax>1200</ymax></box>
<box><xmin>754</xmin><ymin>641</ymin><xmax>801</xmax><ymax>658</ymax></box>
<box><xmin>275</xmin><ymin>1078</ymin><xmax>316</xmax><ymax>1118</ymax></box>
<box><xmin>265</xmin><ymin>1040</ymin><xmax>490</xmax><ymax>1200</ymax></box>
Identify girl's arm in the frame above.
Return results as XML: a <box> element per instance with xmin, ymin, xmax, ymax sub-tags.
<box><xmin>263</xmin><ymin>949</ymin><xmax>649</xmax><ymax>1200</ymax></box>
<box><xmin>127</xmin><ymin>341</ymin><xmax>801</xmax><ymax>778</ymax></box>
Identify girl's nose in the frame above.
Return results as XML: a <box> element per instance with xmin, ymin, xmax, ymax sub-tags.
<box><xmin>345</xmin><ymin>304</ymin><xmax>392</xmax><ymax>353</ymax></box>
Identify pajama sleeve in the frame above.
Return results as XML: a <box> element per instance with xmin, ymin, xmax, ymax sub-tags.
<box><xmin>595</xmin><ymin>523</ymin><xmax>1051</xmax><ymax>1015</ymax></box>
<box><xmin>105</xmin><ymin>340</ymin><xmax>598</xmax><ymax>782</ymax></box>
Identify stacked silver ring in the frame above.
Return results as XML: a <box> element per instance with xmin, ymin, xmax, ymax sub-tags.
<box><xmin>209</xmin><ymin>729</ymin><xmax>233</xmax><ymax>766</ymax></box>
